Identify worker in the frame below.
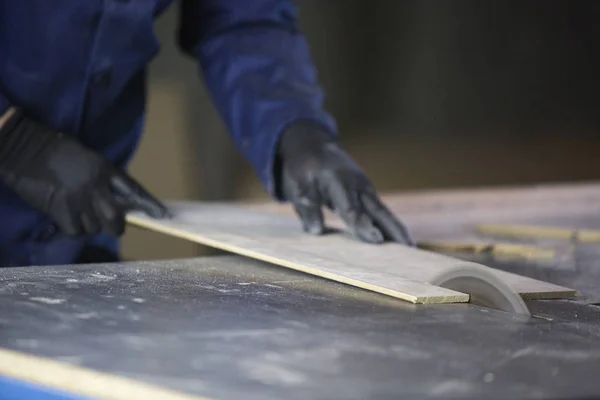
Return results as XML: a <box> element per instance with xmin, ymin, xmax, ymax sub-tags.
<box><xmin>0</xmin><ymin>1</ymin><xmax>414</xmax><ymax>267</ymax></box>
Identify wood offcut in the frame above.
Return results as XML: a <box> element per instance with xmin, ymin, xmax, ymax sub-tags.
<box><xmin>417</xmin><ymin>240</ymin><xmax>558</xmax><ymax>261</ymax></box>
<box><xmin>478</xmin><ymin>223</ymin><xmax>600</xmax><ymax>243</ymax></box>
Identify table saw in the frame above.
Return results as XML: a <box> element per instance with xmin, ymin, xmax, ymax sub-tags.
<box><xmin>2</xmin><ymin>182</ymin><xmax>600</xmax><ymax>400</ymax></box>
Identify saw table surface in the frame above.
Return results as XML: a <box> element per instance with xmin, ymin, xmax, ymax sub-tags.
<box><xmin>2</xmin><ymin>183</ymin><xmax>600</xmax><ymax>400</ymax></box>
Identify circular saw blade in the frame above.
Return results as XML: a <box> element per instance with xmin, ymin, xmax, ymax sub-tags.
<box><xmin>431</xmin><ymin>264</ymin><xmax>531</xmax><ymax>316</ymax></box>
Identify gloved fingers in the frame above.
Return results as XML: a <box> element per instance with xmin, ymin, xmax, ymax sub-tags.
<box><xmin>93</xmin><ymin>187</ymin><xmax>126</xmax><ymax>236</ymax></box>
<box><xmin>352</xmin><ymin>210</ymin><xmax>384</xmax><ymax>244</ymax></box>
<box><xmin>324</xmin><ymin>180</ymin><xmax>384</xmax><ymax>244</ymax></box>
<box><xmin>109</xmin><ymin>171</ymin><xmax>170</xmax><ymax>219</ymax></box>
<box><xmin>48</xmin><ymin>198</ymin><xmax>83</xmax><ymax>236</ymax></box>
<box><xmin>361</xmin><ymin>191</ymin><xmax>416</xmax><ymax>246</ymax></box>
<box><xmin>76</xmin><ymin>193</ymin><xmax>105</xmax><ymax>235</ymax></box>
<box><xmin>283</xmin><ymin>173</ymin><xmax>325</xmax><ymax>235</ymax></box>
<box><xmin>80</xmin><ymin>212</ymin><xmax>100</xmax><ymax>235</ymax></box>
<box><xmin>292</xmin><ymin>197</ymin><xmax>325</xmax><ymax>235</ymax></box>
<box><xmin>55</xmin><ymin>217</ymin><xmax>82</xmax><ymax>236</ymax></box>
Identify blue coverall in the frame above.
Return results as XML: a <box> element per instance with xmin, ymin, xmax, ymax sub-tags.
<box><xmin>0</xmin><ymin>0</ymin><xmax>337</xmax><ymax>266</ymax></box>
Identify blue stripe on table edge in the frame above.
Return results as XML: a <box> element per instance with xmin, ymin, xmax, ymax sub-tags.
<box><xmin>0</xmin><ymin>375</ymin><xmax>90</xmax><ymax>400</ymax></box>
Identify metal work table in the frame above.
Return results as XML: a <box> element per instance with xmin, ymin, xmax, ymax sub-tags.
<box><xmin>2</xmin><ymin>183</ymin><xmax>600</xmax><ymax>399</ymax></box>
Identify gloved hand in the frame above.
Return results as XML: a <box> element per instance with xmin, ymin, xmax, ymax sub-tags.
<box><xmin>275</xmin><ymin>122</ymin><xmax>415</xmax><ymax>246</ymax></box>
<box><xmin>0</xmin><ymin>109</ymin><xmax>169</xmax><ymax>236</ymax></box>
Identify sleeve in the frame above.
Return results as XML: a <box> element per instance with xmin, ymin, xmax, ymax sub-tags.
<box><xmin>0</xmin><ymin>92</ymin><xmax>9</xmax><ymax>117</ymax></box>
<box><xmin>178</xmin><ymin>0</ymin><xmax>337</xmax><ymax>198</ymax></box>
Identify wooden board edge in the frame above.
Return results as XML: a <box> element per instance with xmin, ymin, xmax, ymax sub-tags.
<box><xmin>126</xmin><ymin>215</ymin><xmax>470</xmax><ymax>305</ymax></box>
<box><xmin>520</xmin><ymin>290</ymin><xmax>579</xmax><ymax>300</ymax></box>
<box><xmin>0</xmin><ymin>348</ymin><xmax>211</xmax><ymax>400</ymax></box>
<box><xmin>488</xmin><ymin>268</ymin><xmax>579</xmax><ymax>300</ymax></box>
<box><xmin>413</xmin><ymin>293</ymin><xmax>470</xmax><ymax>304</ymax></box>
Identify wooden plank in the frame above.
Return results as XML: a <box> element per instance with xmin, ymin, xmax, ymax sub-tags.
<box><xmin>478</xmin><ymin>223</ymin><xmax>600</xmax><ymax>243</ymax></box>
<box><xmin>126</xmin><ymin>202</ymin><xmax>577</xmax><ymax>304</ymax></box>
<box><xmin>0</xmin><ymin>348</ymin><xmax>209</xmax><ymax>400</ymax></box>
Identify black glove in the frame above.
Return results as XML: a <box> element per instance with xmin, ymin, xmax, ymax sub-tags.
<box><xmin>0</xmin><ymin>109</ymin><xmax>169</xmax><ymax>236</ymax></box>
<box><xmin>275</xmin><ymin>122</ymin><xmax>415</xmax><ymax>246</ymax></box>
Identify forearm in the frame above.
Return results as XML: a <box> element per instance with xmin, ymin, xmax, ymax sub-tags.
<box><xmin>201</xmin><ymin>29</ymin><xmax>335</xmax><ymax>193</ymax></box>
<box><xmin>179</xmin><ymin>0</ymin><xmax>337</xmax><ymax>197</ymax></box>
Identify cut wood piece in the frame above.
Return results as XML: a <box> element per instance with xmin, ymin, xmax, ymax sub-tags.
<box><xmin>417</xmin><ymin>240</ymin><xmax>559</xmax><ymax>261</ymax></box>
<box><xmin>127</xmin><ymin>202</ymin><xmax>577</xmax><ymax>304</ymax></box>
<box><xmin>478</xmin><ymin>223</ymin><xmax>600</xmax><ymax>243</ymax></box>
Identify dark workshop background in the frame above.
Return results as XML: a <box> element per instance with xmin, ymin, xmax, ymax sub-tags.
<box><xmin>122</xmin><ymin>1</ymin><xmax>600</xmax><ymax>260</ymax></box>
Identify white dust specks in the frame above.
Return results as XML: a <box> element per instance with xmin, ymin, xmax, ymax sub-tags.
<box><xmin>74</xmin><ymin>312</ymin><xmax>99</xmax><ymax>320</ymax></box>
<box><xmin>429</xmin><ymin>380</ymin><xmax>474</xmax><ymax>396</ymax></box>
<box><xmin>89</xmin><ymin>273</ymin><xmax>116</xmax><ymax>281</ymax></box>
<box><xmin>262</xmin><ymin>284</ymin><xmax>283</xmax><ymax>289</ymax></box>
<box><xmin>29</xmin><ymin>297</ymin><xmax>66</xmax><ymax>305</ymax></box>
<box><xmin>239</xmin><ymin>360</ymin><xmax>307</xmax><ymax>386</ymax></box>
<box><xmin>216</xmin><ymin>288</ymin><xmax>240</xmax><ymax>294</ymax></box>
<box><xmin>132</xmin><ymin>298</ymin><xmax>146</xmax><ymax>303</ymax></box>
<box><xmin>387</xmin><ymin>345</ymin><xmax>432</xmax><ymax>360</ymax></box>
<box><xmin>511</xmin><ymin>346</ymin><xmax>600</xmax><ymax>362</ymax></box>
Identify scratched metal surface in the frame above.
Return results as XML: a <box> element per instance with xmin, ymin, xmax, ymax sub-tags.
<box><xmin>1</xmin><ymin>255</ymin><xmax>600</xmax><ymax>400</ymax></box>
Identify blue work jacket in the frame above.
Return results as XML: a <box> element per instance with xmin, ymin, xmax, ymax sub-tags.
<box><xmin>0</xmin><ymin>0</ymin><xmax>336</xmax><ymax>267</ymax></box>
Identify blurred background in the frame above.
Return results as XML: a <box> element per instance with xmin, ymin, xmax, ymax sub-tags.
<box><xmin>122</xmin><ymin>0</ymin><xmax>600</xmax><ymax>260</ymax></box>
